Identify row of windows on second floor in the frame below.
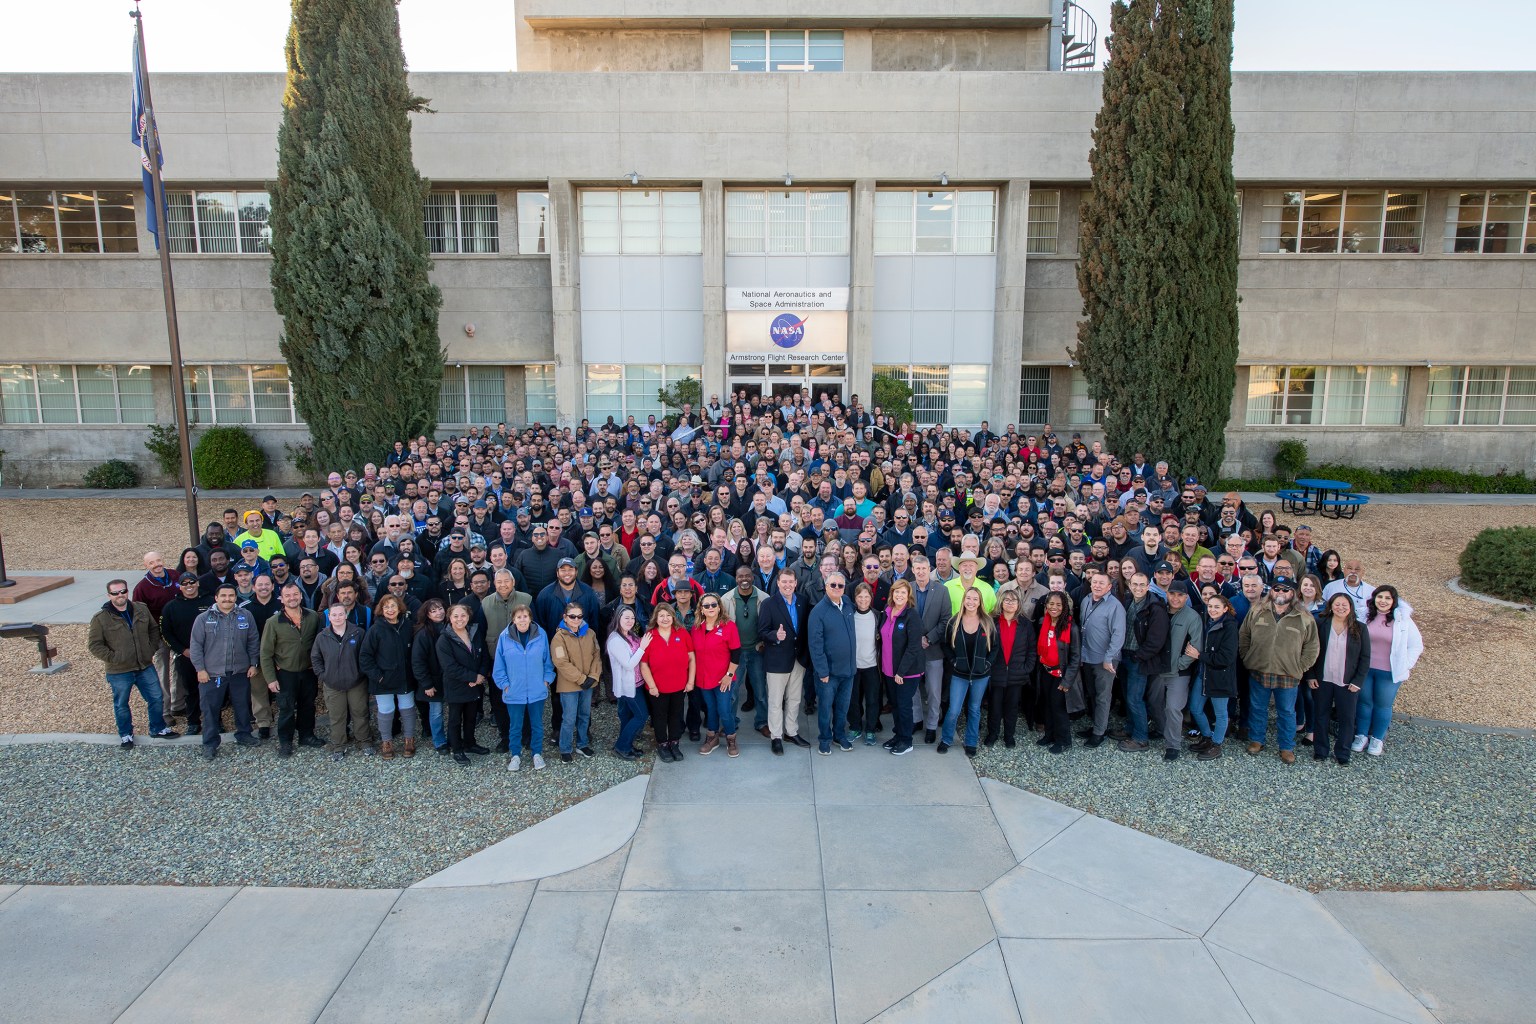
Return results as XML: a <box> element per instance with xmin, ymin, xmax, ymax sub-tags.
<box><xmin>5</xmin><ymin>186</ymin><xmax>1536</xmax><ymax>260</ymax></box>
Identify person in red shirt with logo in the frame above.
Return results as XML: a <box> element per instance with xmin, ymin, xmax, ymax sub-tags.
<box><xmin>640</xmin><ymin>603</ymin><xmax>695</xmax><ymax>763</ymax></box>
<box><xmin>691</xmin><ymin>595</ymin><xmax>742</xmax><ymax>757</ymax></box>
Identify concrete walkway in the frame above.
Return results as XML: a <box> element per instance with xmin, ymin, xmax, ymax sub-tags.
<box><xmin>2</xmin><ymin>734</ymin><xmax>1525</xmax><ymax>1024</ymax></box>
<box><xmin>0</xmin><ymin>570</ymin><xmax>125</xmax><ymax>625</ymax></box>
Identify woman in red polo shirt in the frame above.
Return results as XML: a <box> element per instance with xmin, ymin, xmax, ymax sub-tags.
<box><xmin>691</xmin><ymin>595</ymin><xmax>741</xmax><ymax>758</ymax></box>
<box><xmin>640</xmin><ymin>602</ymin><xmax>695</xmax><ymax>764</ymax></box>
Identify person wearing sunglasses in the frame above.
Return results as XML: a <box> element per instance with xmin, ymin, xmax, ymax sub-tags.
<box><xmin>549</xmin><ymin>604</ymin><xmax>603</xmax><ymax>763</ymax></box>
<box><xmin>691</xmin><ymin>596</ymin><xmax>742</xmax><ymax>756</ymax></box>
<box><xmin>88</xmin><ymin>579</ymin><xmax>181</xmax><ymax>750</ymax></box>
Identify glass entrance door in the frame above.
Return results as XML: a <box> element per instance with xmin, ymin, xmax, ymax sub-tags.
<box><xmin>730</xmin><ymin>361</ymin><xmax>844</xmax><ymax>407</ymax></box>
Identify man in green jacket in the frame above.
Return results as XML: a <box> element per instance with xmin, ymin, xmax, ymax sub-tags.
<box><xmin>260</xmin><ymin>580</ymin><xmax>324</xmax><ymax>757</ymax></box>
<box><xmin>1238</xmin><ymin>579</ymin><xmax>1320</xmax><ymax>764</ymax></box>
<box><xmin>87</xmin><ymin>579</ymin><xmax>180</xmax><ymax>749</ymax></box>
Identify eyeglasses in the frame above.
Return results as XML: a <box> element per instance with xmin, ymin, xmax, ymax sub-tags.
<box><xmin>565</xmin><ymin>612</ymin><xmax>584</xmax><ymax>621</ymax></box>
<box><xmin>108</xmin><ymin>589</ymin><xmax>128</xmax><ymax>597</ymax></box>
<box><xmin>389</xmin><ymin>581</ymin><xmax>407</xmax><ymax>588</ymax></box>
<box><xmin>1217</xmin><ymin>558</ymin><xmax>1235</xmax><ymax>566</ymax></box>
<box><xmin>826</xmin><ymin>582</ymin><xmax>845</xmax><ymax>589</ymax></box>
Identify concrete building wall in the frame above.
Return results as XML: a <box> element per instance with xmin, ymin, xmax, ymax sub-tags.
<box><xmin>870</xmin><ymin>29</ymin><xmax>1048</xmax><ymax>71</ymax></box>
<box><xmin>537</xmin><ymin>29</ymin><xmax>705</xmax><ymax>71</ymax></box>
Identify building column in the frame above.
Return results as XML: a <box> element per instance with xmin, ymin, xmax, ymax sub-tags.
<box><xmin>546</xmin><ymin>178</ymin><xmax>582</xmax><ymax>428</ymax></box>
<box><xmin>848</xmin><ymin>178</ymin><xmax>876</xmax><ymax>408</ymax></box>
<box><xmin>701</xmin><ymin>179</ymin><xmax>727</xmax><ymax>405</ymax></box>
<box><xmin>991</xmin><ymin>179</ymin><xmax>1030</xmax><ymax>427</ymax></box>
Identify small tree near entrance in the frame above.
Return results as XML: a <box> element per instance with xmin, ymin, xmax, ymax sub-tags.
<box><xmin>658</xmin><ymin>375</ymin><xmax>702</xmax><ymax>423</ymax></box>
<box><xmin>872</xmin><ymin>372</ymin><xmax>914</xmax><ymax>427</ymax></box>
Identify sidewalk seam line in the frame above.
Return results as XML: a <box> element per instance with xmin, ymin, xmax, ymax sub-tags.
<box><xmin>110</xmin><ymin>884</ymin><xmax>242</xmax><ymax>1024</ymax></box>
<box><xmin>311</xmin><ymin>889</ymin><xmax>405</xmax><ymax>1024</ymax></box>
<box><xmin>478</xmin><ymin>883</ymin><xmax>541</xmax><ymax>1024</ymax></box>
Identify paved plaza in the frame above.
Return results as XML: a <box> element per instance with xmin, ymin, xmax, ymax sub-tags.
<box><xmin>1</xmin><ymin>731</ymin><xmax>1530</xmax><ymax>1024</ymax></box>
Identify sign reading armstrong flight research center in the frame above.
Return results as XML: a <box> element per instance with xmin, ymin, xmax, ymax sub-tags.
<box><xmin>725</xmin><ymin>287</ymin><xmax>849</xmax><ymax>362</ymax></box>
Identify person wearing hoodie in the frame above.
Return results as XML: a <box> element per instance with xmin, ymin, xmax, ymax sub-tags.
<box><xmin>311</xmin><ymin>603</ymin><xmax>370</xmax><ymax>760</ymax></box>
<box><xmin>549</xmin><ymin>601</ymin><xmax>604</xmax><ymax>763</ymax></box>
<box><xmin>1352</xmin><ymin>585</ymin><xmax>1424</xmax><ymax>758</ymax></box>
<box><xmin>187</xmin><ymin>583</ymin><xmax>261</xmax><ymax>759</ymax></box>
<box><xmin>492</xmin><ymin>604</ymin><xmax>555</xmax><ymax>772</ymax></box>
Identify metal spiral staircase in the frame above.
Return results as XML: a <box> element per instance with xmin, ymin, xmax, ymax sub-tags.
<box><xmin>1060</xmin><ymin>1</ymin><xmax>1099</xmax><ymax>70</ymax></box>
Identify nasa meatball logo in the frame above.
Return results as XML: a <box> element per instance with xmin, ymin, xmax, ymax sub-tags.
<box><xmin>769</xmin><ymin>313</ymin><xmax>808</xmax><ymax>349</ymax></box>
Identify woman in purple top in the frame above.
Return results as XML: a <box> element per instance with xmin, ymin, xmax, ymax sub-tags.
<box><xmin>878</xmin><ymin>580</ymin><xmax>927</xmax><ymax>756</ymax></box>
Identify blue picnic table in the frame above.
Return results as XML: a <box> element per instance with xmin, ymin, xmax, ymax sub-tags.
<box><xmin>1276</xmin><ymin>479</ymin><xmax>1370</xmax><ymax>519</ymax></box>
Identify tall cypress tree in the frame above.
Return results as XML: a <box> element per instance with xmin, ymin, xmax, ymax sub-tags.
<box><xmin>270</xmin><ymin>0</ymin><xmax>443</xmax><ymax>473</ymax></box>
<box><xmin>1073</xmin><ymin>0</ymin><xmax>1238</xmax><ymax>482</ymax></box>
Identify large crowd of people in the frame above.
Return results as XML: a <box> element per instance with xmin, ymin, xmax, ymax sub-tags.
<box><xmin>88</xmin><ymin>389</ymin><xmax>1424</xmax><ymax>770</ymax></box>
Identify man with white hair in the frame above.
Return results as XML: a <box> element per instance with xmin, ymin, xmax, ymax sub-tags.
<box><xmin>132</xmin><ymin>550</ymin><xmax>180</xmax><ymax>706</ymax></box>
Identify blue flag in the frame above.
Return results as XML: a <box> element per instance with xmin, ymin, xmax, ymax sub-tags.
<box><xmin>130</xmin><ymin>24</ymin><xmax>164</xmax><ymax>249</ymax></box>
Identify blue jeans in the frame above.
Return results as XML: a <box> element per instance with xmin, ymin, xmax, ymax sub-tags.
<box><xmin>615</xmin><ymin>693</ymin><xmax>648</xmax><ymax>753</ymax></box>
<box><xmin>738</xmin><ymin>646</ymin><xmax>768</xmax><ymax>731</ymax></box>
<box><xmin>374</xmin><ymin>693</ymin><xmax>415</xmax><ymax>712</ymax></box>
<box><xmin>106</xmin><ymin>666</ymin><xmax>168</xmax><ymax>739</ymax></box>
<box><xmin>1356</xmin><ymin>668</ymin><xmax>1399</xmax><ymax>740</ymax></box>
<box><xmin>427</xmin><ymin>700</ymin><xmax>448</xmax><ymax>748</ymax></box>
<box><xmin>558</xmin><ymin>690</ymin><xmax>592</xmax><ymax>753</ymax></box>
<box><xmin>942</xmin><ymin>675</ymin><xmax>990</xmax><ymax>748</ymax></box>
<box><xmin>1125</xmin><ymin>662</ymin><xmax>1150</xmax><ymax>743</ymax></box>
<box><xmin>1247</xmin><ymin>681</ymin><xmax>1298</xmax><ymax>751</ymax></box>
<box><xmin>815</xmin><ymin>674</ymin><xmax>854</xmax><ymax>748</ymax></box>
<box><xmin>1187</xmin><ymin>669</ymin><xmax>1229</xmax><ymax>744</ymax></box>
<box><xmin>701</xmin><ymin>686</ymin><xmax>738</xmax><ymax>736</ymax></box>
<box><xmin>507</xmin><ymin>699</ymin><xmax>544</xmax><ymax>753</ymax></box>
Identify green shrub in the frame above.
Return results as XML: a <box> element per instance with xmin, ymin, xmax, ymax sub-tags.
<box><xmin>284</xmin><ymin>440</ymin><xmax>319</xmax><ymax>480</ymax></box>
<box><xmin>872</xmin><ymin>372</ymin><xmax>914</xmax><ymax>426</ymax></box>
<box><xmin>83</xmin><ymin>459</ymin><xmax>140</xmax><ymax>489</ymax></box>
<box><xmin>1272</xmin><ymin>438</ymin><xmax>1308</xmax><ymax>480</ymax></box>
<box><xmin>193</xmin><ymin>426</ymin><xmax>266</xmax><ymax>489</ymax></box>
<box><xmin>1459</xmin><ymin>527</ymin><xmax>1536</xmax><ymax>605</ymax></box>
<box><xmin>1217</xmin><ymin>463</ymin><xmax>1536</xmax><ymax>496</ymax></box>
<box><xmin>144</xmin><ymin>423</ymin><xmax>184</xmax><ymax>482</ymax></box>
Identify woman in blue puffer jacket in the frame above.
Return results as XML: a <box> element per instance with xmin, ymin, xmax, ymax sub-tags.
<box><xmin>492</xmin><ymin>604</ymin><xmax>555</xmax><ymax>773</ymax></box>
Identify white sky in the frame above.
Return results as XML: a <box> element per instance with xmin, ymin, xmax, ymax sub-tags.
<box><xmin>2</xmin><ymin>0</ymin><xmax>1532</xmax><ymax>73</ymax></box>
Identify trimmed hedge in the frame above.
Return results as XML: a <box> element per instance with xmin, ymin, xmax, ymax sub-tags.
<box><xmin>1215</xmin><ymin>463</ymin><xmax>1536</xmax><ymax>495</ymax></box>
<box><xmin>192</xmin><ymin>425</ymin><xmax>266</xmax><ymax>489</ymax></box>
<box><xmin>1459</xmin><ymin>527</ymin><xmax>1536</xmax><ymax>605</ymax></box>
<box><xmin>83</xmin><ymin>459</ymin><xmax>140</xmax><ymax>489</ymax></box>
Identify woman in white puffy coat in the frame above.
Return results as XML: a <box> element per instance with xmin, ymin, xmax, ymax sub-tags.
<box><xmin>1351</xmin><ymin>585</ymin><xmax>1424</xmax><ymax>757</ymax></box>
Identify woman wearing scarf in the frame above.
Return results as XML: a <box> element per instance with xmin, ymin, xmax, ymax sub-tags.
<box><xmin>1033</xmin><ymin>592</ymin><xmax>1083</xmax><ymax>754</ymax></box>
<box><xmin>492</xmin><ymin>604</ymin><xmax>554</xmax><ymax>773</ymax></box>
<box><xmin>605</xmin><ymin>606</ymin><xmax>651</xmax><ymax>761</ymax></box>
<box><xmin>549</xmin><ymin>602</ymin><xmax>603</xmax><ymax>763</ymax></box>
<box><xmin>986</xmin><ymin>589</ymin><xmax>1037</xmax><ymax>748</ymax></box>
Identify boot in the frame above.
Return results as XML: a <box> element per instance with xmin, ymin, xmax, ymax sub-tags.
<box><xmin>725</xmin><ymin>734</ymin><xmax>739</xmax><ymax>757</ymax></box>
<box><xmin>402</xmin><ymin>737</ymin><xmax>416</xmax><ymax>758</ymax></box>
<box><xmin>379</xmin><ymin>740</ymin><xmax>394</xmax><ymax>760</ymax></box>
<box><xmin>700</xmin><ymin>730</ymin><xmax>720</xmax><ymax>755</ymax></box>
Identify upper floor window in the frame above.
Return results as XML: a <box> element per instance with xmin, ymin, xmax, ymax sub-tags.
<box><xmin>1443</xmin><ymin>191</ymin><xmax>1536</xmax><ymax>254</ymax></box>
<box><xmin>1026</xmin><ymin>190</ymin><xmax>1060</xmax><ymax>255</ymax></box>
<box><xmin>0</xmin><ymin>364</ymin><xmax>154</xmax><ymax>424</ymax></box>
<box><xmin>1245</xmin><ymin>365</ymin><xmax>1407</xmax><ymax>426</ymax></box>
<box><xmin>1425</xmin><ymin>366</ymin><xmax>1536</xmax><ymax>426</ymax></box>
<box><xmin>517</xmin><ymin>191</ymin><xmax>549</xmax><ymax>255</ymax></box>
<box><xmin>874</xmin><ymin>190</ymin><xmax>996</xmax><ymax>255</ymax></box>
<box><xmin>0</xmin><ymin>189</ymin><xmax>138</xmax><ymax>254</ymax></box>
<box><xmin>167</xmin><ymin>190</ymin><xmax>270</xmax><ymax>254</ymax></box>
<box><xmin>726</xmin><ymin>189</ymin><xmax>849</xmax><ymax>255</ymax></box>
<box><xmin>1259</xmin><ymin>190</ymin><xmax>1423</xmax><ymax>254</ymax></box>
<box><xmin>730</xmin><ymin>30</ymin><xmax>843</xmax><ymax>72</ymax></box>
<box><xmin>581</xmin><ymin>190</ymin><xmax>701</xmax><ymax>255</ymax></box>
<box><xmin>425</xmin><ymin>190</ymin><xmax>498</xmax><ymax>254</ymax></box>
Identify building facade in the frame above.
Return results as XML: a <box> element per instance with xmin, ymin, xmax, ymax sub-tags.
<box><xmin>2</xmin><ymin>1</ymin><xmax>1534</xmax><ymax>484</ymax></box>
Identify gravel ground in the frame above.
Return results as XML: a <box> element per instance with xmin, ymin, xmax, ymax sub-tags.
<box><xmin>0</xmin><ymin>713</ymin><xmax>646</xmax><ymax>888</ymax></box>
<box><xmin>976</xmin><ymin>720</ymin><xmax>1536</xmax><ymax>892</ymax></box>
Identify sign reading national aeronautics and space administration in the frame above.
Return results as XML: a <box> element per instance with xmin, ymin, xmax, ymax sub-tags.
<box><xmin>725</xmin><ymin>287</ymin><xmax>848</xmax><ymax>362</ymax></box>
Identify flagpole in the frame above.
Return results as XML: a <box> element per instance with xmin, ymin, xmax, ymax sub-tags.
<box><xmin>132</xmin><ymin>4</ymin><xmax>200</xmax><ymax>548</ymax></box>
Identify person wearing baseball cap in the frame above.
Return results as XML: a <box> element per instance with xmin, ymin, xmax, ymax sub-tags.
<box><xmin>235</xmin><ymin>508</ymin><xmax>285</xmax><ymax>562</ymax></box>
<box><xmin>1239</xmin><ymin>575</ymin><xmax>1319</xmax><ymax>765</ymax></box>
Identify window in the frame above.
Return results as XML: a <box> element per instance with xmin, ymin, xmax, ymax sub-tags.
<box><xmin>0</xmin><ymin>189</ymin><xmax>138</xmax><ymax>254</ymax></box>
<box><xmin>182</xmin><ymin>365</ymin><xmax>299</xmax><ymax>425</ymax></box>
<box><xmin>424</xmin><ymin>191</ymin><xmax>498</xmax><ymax>254</ymax></box>
<box><xmin>0</xmin><ymin>364</ymin><xmax>154</xmax><ymax>424</ymax></box>
<box><xmin>874</xmin><ymin>190</ymin><xmax>996</xmax><ymax>255</ymax></box>
<box><xmin>1259</xmin><ymin>190</ymin><xmax>1424</xmax><ymax>255</ymax></box>
<box><xmin>1019</xmin><ymin>366</ymin><xmax>1051</xmax><ymax>424</ymax></box>
<box><xmin>438</xmin><ymin>365</ymin><xmax>507</xmax><ymax>424</ymax></box>
<box><xmin>730</xmin><ymin>30</ymin><xmax>843</xmax><ymax>72</ymax></box>
<box><xmin>1067</xmin><ymin>369</ymin><xmax>1106</xmax><ymax>427</ymax></box>
<box><xmin>584</xmin><ymin>364</ymin><xmax>701</xmax><ymax>423</ymax></box>
<box><xmin>1443</xmin><ymin>191</ymin><xmax>1536</xmax><ymax>254</ymax></box>
<box><xmin>163</xmin><ymin>191</ymin><xmax>269</xmax><ymax>254</ymax></box>
<box><xmin>1245</xmin><ymin>365</ymin><xmax>1407</xmax><ymax>426</ymax></box>
<box><xmin>580</xmin><ymin>190</ymin><xmax>700</xmax><ymax>255</ymax></box>
<box><xmin>876</xmin><ymin>365</ymin><xmax>988</xmax><ymax>427</ymax></box>
<box><xmin>1425</xmin><ymin>366</ymin><xmax>1536</xmax><ymax>426</ymax></box>
<box><xmin>1026</xmin><ymin>190</ymin><xmax>1060</xmax><ymax>255</ymax></box>
<box><xmin>517</xmin><ymin>192</ymin><xmax>549</xmax><ymax>255</ymax></box>
<box><xmin>726</xmin><ymin>190</ymin><xmax>849</xmax><ymax>255</ymax></box>
<box><xmin>524</xmin><ymin>364</ymin><xmax>556</xmax><ymax>424</ymax></box>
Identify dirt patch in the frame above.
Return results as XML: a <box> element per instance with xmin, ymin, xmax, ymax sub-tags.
<box><xmin>1</xmin><ymin>498</ymin><xmax>238</xmax><ymax>571</ymax></box>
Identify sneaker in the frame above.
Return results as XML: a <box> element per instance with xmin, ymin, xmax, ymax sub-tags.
<box><xmin>924</xmin><ymin>729</ymin><xmax>937</xmax><ymax>744</ymax></box>
<box><xmin>864</xmin><ymin>733</ymin><xmax>876</xmax><ymax>746</ymax></box>
<box><xmin>235</xmin><ymin>735</ymin><xmax>260</xmax><ymax>747</ymax></box>
<box><xmin>1350</xmin><ymin>734</ymin><xmax>1368</xmax><ymax>753</ymax></box>
<box><xmin>1163</xmin><ymin>749</ymin><xmax>1179</xmax><ymax>762</ymax></box>
<box><xmin>1117</xmin><ymin>739</ymin><xmax>1149</xmax><ymax>752</ymax></box>
<box><xmin>890</xmin><ymin>742</ymin><xmax>912</xmax><ymax>755</ymax></box>
<box><xmin>119</xmin><ymin>736</ymin><xmax>135</xmax><ymax>750</ymax></box>
<box><xmin>299</xmin><ymin>735</ymin><xmax>326</xmax><ymax>748</ymax></box>
<box><xmin>561</xmin><ymin>752</ymin><xmax>574</xmax><ymax>764</ymax></box>
<box><xmin>1197</xmin><ymin>744</ymin><xmax>1223</xmax><ymax>761</ymax></box>
<box><xmin>153</xmin><ymin>728</ymin><xmax>180</xmax><ymax>739</ymax></box>
<box><xmin>579</xmin><ymin>746</ymin><xmax>595</xmax><ymax>759</ymax></box>
<box><xmin>508</xmin><ymin>755</ymin><xmax>521</xmax><ymax>773</ymax></box>
<box><xmin>882</xmin><ymin>737</ymin><xmax>897</xmax><ymax>750</ymax></box>
<box><xmin>1048</xmin><ymin>742</ymin><xmax>1067</xmax><ymax>754</ymax></box>
<box><xmin>1367</xmin><ymin>738</ymin><xmax>1384</xmax><ymax>757</ymax></box>
<box><xmin>533</xmin><ymin>754</ymin><xmax>546</xmax><ymax>771</ymax></box>
<box><xmin>838</xmin><ymin>739</ymin><xmax>853</xmax><ymax>752</ymax></box>
<box><xmin>331</xmin><ymin>751</ymin><xmax>345</xmax><ymax>762</ymax></box>
<box><xmin>819</xmin><ymin>743</ymin><xmax>832</xmax><ymax>755</ymax></box>
<box><xmin>936</xmin><ymin>742</ymin><xmax>950</xmax><ymax>754</ymax></box>
<box><xmin>964</xmin><ymin>746</ymin><xmax>977</xmax><ymax>758</ymax></box>
<box><xmin>614</xmin><ymin>749</ymin><xmax>639</xmax><ymax>761</ymax></box>
<box><xmin>1084</xmin><ymin>734</ymin><xmax>1105</xmax><ymax>748</ymax></box>
<box><xmin>258</xmin><ymin>727</ymin><xmax>271</xmax><ymax>740</ymax></box>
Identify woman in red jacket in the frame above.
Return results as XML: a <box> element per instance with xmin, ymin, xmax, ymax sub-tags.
<box><xmin>640</xmin><ymin>602</ymin><xmax>695</xmax><ymax>763</ymax></box>
<box><xmin>691</xmin><ymin>595</ymin><xmax>742</xmax><ymax>757</ymax></box>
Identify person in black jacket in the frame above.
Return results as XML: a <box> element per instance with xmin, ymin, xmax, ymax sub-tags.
<box><xmin>1118</xmin><ymin>573</ymin><xmax>1170</xmax><ymax>752</ymax></box>
<box><xmin>1304</xmin><ymin>593</ymin><xmax>1371</xmax><ymax>766</ymax></box>
<box><xmin>360</xmin><ymin>594</ymin><xmax>416</xmax><ymax>759</ymax></box>
<box><xmin>985</xmin><ymin>589</ymin><xmax>1036</xmax><ymax>747</ymax></box>
<box><xmin>160</xmin><ymin>573</ymin><xmax>213</xmax><ymax>731</ymax></box>
<box><xmin>436</xmin><ymin>603</ymin><xmax>492</xmax><ymax>764</ymax></box>
<box><xmin>939</xmin><ymin>587</ymin><xmax>997</xmax><ymax>757</ymax></box>
<box><xmin>1190</xmin><ymin>593</ymin><xmax>1240</xmax><ymax>761</ymax></box>
<box><xmin>879</xmin><ymin>579</ymin><xmax>927</xmax><ymax>755</ymax></box>
<box><xmin>411</xmin><ymin>600</ymin><xmax>450</xmax><ymax>754</ymax></box>
<box><xmin>1033</xmin><ymin>592</ymin><xmax>1083</xmax><ymax>754</ymax></box>
<box><xmin>757</xmin><ymin>568</ymin><xmax>811</xmax><ymax>753</ymax></box>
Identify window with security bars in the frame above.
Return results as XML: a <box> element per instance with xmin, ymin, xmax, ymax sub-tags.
<box><xmin>1019</xmin><ymin>366</ymin><xmax>1051</xmax><ymax>425</ymax></box>
<box><xmin>0</xmin><ymin>364</ymin><xmax>155</xmax><ymax>424</ymax></box>
<box><xmin>1067</xmin><ymin>370</ymin><xmax>1106</xmax><ymax>426</ymax></box>
<box><xmin>424</xmin><ymin>191</ymin><xmax>499</xmax><ymax>254</ymax></box>
<box><xmin>873</xmin><ymin>190</ymin><xmax>996</xmax><ymax>254</ymax></box>
<box><xmin>166</xmin><ymin>191</ymin><xmax>270</xmax><ymax>254</ymax></box>
<box><xmin>580</xmin><ymin>190</ymin><xmax>701</xmax><ymax>255</ymax></box>
<box><xmin>875</xmin><ymin>365</ymin><xmax>952</xmax><ymax>426</ymax></box>
<box><xmin>1443</xmin><ymin>191</ymin><xmax>1536</xmax><ymax>254</ymax></box>
<box><xmin>0</xmin><ymin>189</ymin><xmax>138</xmax><ymax>254</ymax></box>
<box><xmin>726</xmin><ymin>190</ymin><xmax>849</xmax><ymax>254</ymax></box>
<box><xmin>1245</xmin><ymin>366</ymin><xmax>1407</xmax><ymax>426</ymax></box>
<box><xmin>1026</xmin><ymin>190</ymin><xmax>1060</xmax><ymax>255</ymax></box>
<box><xmin>438</xmin><ymin>366</ymin><xmax>507</xmax><ymax>425</ymax></box>
<box><xmin>1259</xmin><ymin>190</ymin><xmax>1424</xmax><ymax>254</ymax></box>
<box><xmin>182</xmin><ymin>365</ymin><xmax>299</xmax><ymax>425</ymax></box>
<box><xmin>730</xmin><ymin>30</ymin><xmax>843</xmax><ymax>72</ymax></box>
<box><xmin>1424</xmin><ymin>366</ymin><xmax>1536</xmax><ymax>426</ymax></box>
<box><xmin>584</xmin><ymin>364</ymin><xmax>701</xmax><ymax>423</ymax></box>
<box><xmin>524</xmin><ymin>364</ymin><xmax>556</xmax><ymax>424</ymax></box>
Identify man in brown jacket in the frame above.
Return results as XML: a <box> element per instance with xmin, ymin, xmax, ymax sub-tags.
<box><xmin>87</xmin><ymin>579</ymin><xmax>180</xmax><ymax>749</ymax></box>
<box><xmin>1238</xmin><ymin>578</ymin><xmax>1320</xmax><ymax>764</ymax></box>
<box><xmin>549</xmin><ymin>605</ymin><xmax>602</xmax><ymax>763</ymax></box>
